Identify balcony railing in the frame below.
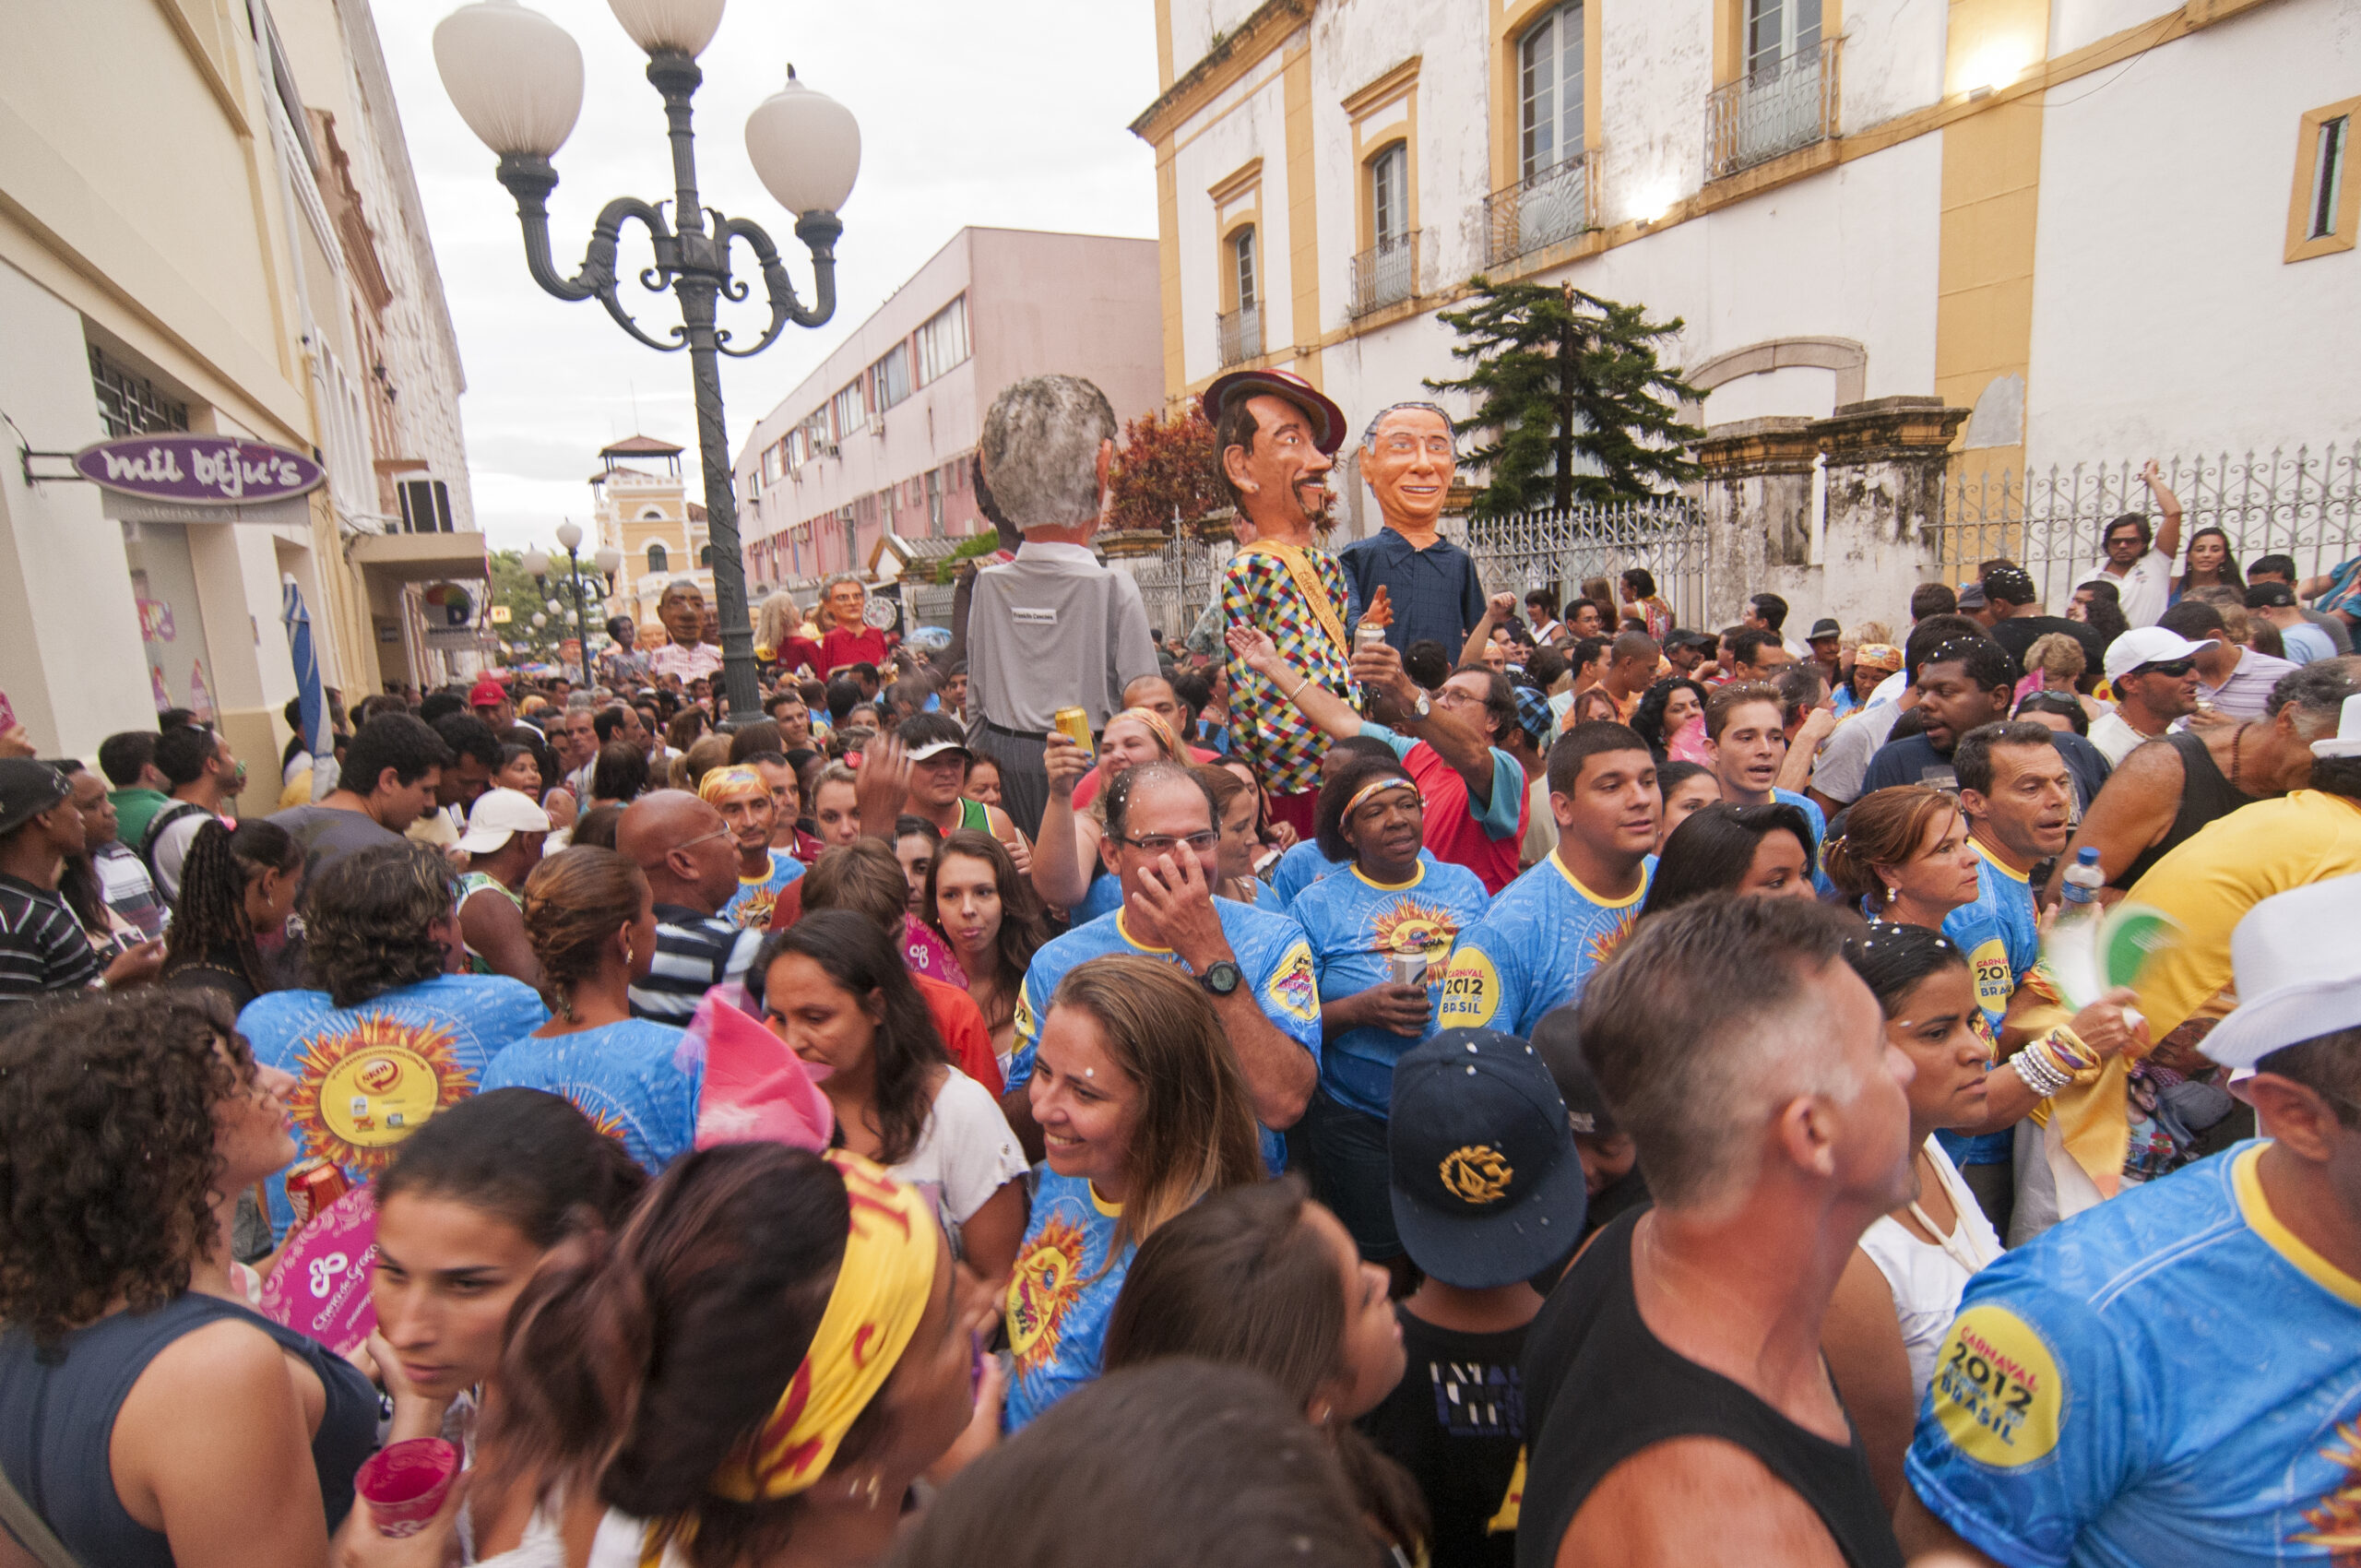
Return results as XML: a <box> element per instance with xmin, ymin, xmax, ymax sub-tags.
<box><xmin>1704</xmin><ymin>37</ymin><xmax>1841</xmax><ymax>182</ymax></box>
<box><xmin>1348</xmin><ymin>229</ymin><xmax>1430</xmax><ymax>318</ymax></box>
<box><xmin>1217</xmin><ymin>303</ymin><xmax>1264</xmax><ymax>367</ymax></box>
<box><xmin>1484</xmin><ymin>156</ymin><xmax>1595</xmax><ymax>268</ymax></box>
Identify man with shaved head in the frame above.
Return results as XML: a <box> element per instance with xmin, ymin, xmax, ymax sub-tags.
<box><xmin>618</xmin><ymin>789</ymin><xmax>764</xmax><ymax>1023</ymax></box>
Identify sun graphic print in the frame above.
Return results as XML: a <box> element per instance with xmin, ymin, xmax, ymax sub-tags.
<box><xmin>287</xmin><ymin>1012</ymin><xmax>471</xmax><ymax>1175</ymax></box>
<box><xmin>1006</xmin><ymin>1214</ymin><xmax>1091</xmax><ymax>1375</ymax></box>
<box><xmin>1585</xmin><ymin>909</ymin><xmax>1641</xmax><ymax>972</ymax></box>
<box><xmin>1368</xmin><ymin>895</ymin><xmax>1463</xmax><ymax>964</ymax></box>
<box><xmin>730</xmin><ymin>882</ymin><xmax>783</xmax><ymax>931</ymax></box>
<box><xmin>2294</xmin><ymin>1420</ymin><xmax>2361</xmax><ymax>1562</ymax></box>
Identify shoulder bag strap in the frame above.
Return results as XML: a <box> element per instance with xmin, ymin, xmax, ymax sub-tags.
<box><xmin>1237</xmin><ymin>542</ymin><xmax>1350</xmax><ymax>660</ymax></box>
<box><xmin>0</xmin><ymin>1461</ymin><xmax>86</xmax><ymax>1568</ymax></box>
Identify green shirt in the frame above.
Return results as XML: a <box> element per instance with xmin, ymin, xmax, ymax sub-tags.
<box><xmin>110</xmin><ymin>788</ymin><xmax>171</xmax><ymax>853</ymax></box>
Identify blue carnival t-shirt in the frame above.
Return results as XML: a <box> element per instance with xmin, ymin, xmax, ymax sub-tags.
<box><xmin>1287</xmin><ymin>860</ymin><xmax>1492</xmax><ymax>1120</ymax></box>
<box><xmin>723</xmin><ymin>849</ymin><xmax>804</xmax><ymax>931</ymax></box>
<box><xmin>1274</xmin><ymin>840</ymin><xmax>1440</xmax><ymax>909</ymax></box>
<box><xmin>1938</xmin><ymin>837</ymin><xmax>2041</xmax><ymax>1167</ymax></box>
<box><xmin>1437</xmin><ymin>854</ymin><xmax>1653</xmax><ymax>1039</ymax></box>
<box><xmin>1908</xmin><ymin>1144</ymin><xmax>2361</xmax><ymax>1568</ymax></box>
<box><xmin>1009</xmin><ymin>901</ymin><xmax>1320</xmax><ymax>1172</ymax></box>
<box><xmin>480</xmin><ymin>1017</ymin><xmax>699</xmax><ymax>1173</ymax></box>
<box><xmin>240</xmin><ymin>973</ymin><xmax>550</xmax><ymax>1241</ymax></box>
<box><xmin>1003</xmin><ymin>1169</ymin><xmax>1130</xmax><ymax>1432</ymax></box>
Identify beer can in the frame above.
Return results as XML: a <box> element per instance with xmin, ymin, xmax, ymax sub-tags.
<box><xmin>1355</xmin><ymin>622</ymin><xmax>1389</xmax><ymax>649</ymax></box>
<box><xmin>1052</xmin><ymin>706</ymin><xmax>1095</xmax><ymax>759</ymax></box>
<box><xmin>285</xmin><ymin>1157</ymin><xmax>350</xmax><ymax>1229</ymax></box>
<box><xmin>1388</xmin><ymin>944</ymin><xmax>1430</xmax><ymax>988</ymax></box>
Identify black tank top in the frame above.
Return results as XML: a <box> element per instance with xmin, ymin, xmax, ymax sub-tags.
<box><xmin>1514</xmin><ymin>1210</ymin><xmax>1903</xmax><ymax>1568</ymax></box>
<box><xmin>2119</xmin><ymin>731</ymin><xmax>2248</xmax><ymax>889</ymax></box>
<box><xmin>0</xmin><ymin>1292</ymin><xmax>379</xmax><ymax>1567</ymax></box>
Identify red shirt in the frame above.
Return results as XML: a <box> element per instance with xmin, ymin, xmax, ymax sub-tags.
<box><xmin>916</xmin><ymin>974</ymin><xmax>1003</xmax><ymax>1095</ymax></box>
<box><xmin>775</xmin><ymin>636</ymin><xmax>824</xmax><ymax>678</ymax></box>
<box><xmin>1405</xmin><ymin>738</ymin><xmax>1528</xmax><ymax>895</ymax></box>
<box><xmin>819</xmin><ymin>625</ymin><xmax>891</xmax><ymax>674</ymax></box>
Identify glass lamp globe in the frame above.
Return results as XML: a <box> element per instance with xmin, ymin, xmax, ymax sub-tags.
<box><xmin>744</xmin><ymin>67</ymin><xmax>860</xmax><ymax>216</ymax></box>
<box><xmin>521</xmin><ymin>547</ymin><xmax>552</xmax><ymax>577</ymax></box>
<box><xmin>433</xmin><ymin>1</ymin><xmax>585</xmax><ymax>158</ymax></box>
<box><xmin>555</xmin><ymin>518</ymin><xmax>585</xmax><ymax>552</ymax></box>
<box><xmin>606</xmin><ymin>0</ymin><xmax>726</xmax><ymax>56</ymax></box>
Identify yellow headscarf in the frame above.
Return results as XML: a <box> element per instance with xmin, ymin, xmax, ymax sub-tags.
<box><xmin>1104</xmin><ymin>706</ymin><xmax>1184</xmax><ymax>763</ymax></box>
<box><xmin>697</xmin><ymin>766</ymin><xmax>769</xmax><ymax>809</ymax></box>
<box><xmin>707</xmin><ymin>1151</ymin><xmax>940</xmax><ymax>1501</ymax></box>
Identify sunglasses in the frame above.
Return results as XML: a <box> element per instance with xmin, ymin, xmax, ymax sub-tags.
<box><xmin>2134</xmin><ymin>660</ymin><xmax>2196</xmax><ymax>678</ymax></box>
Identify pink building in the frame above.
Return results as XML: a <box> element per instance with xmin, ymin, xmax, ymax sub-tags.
<box><xmin>734</xmin><ymin>227</ymin><xmax>1161</xmax><ymax>589</ymax></box>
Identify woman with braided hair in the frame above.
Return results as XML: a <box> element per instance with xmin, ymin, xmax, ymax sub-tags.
<box><xmin>158</xmin><ymin>816</ymin><xmax>303</xmax><ymax>1010</ymax></box>
<box><xmin>479</xmin><ymin>847</ymin><xmax>700</xmax><ymax>1172</ymax></box>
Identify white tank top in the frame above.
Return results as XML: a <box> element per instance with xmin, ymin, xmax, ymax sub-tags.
<box><xmin>1859</xmin><ymin>1135</ymin><xmax>2004</xmax><ymax>1402</ymax></box>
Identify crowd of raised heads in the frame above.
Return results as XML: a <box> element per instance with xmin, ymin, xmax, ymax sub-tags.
<box><xmin>3</xmin><ymin>371</ymin><xmax>2360</xmax><ymax>1568</ymax></box>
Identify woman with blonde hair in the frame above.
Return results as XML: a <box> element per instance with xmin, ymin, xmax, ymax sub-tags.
<box><xmin>1821</xmin><ymin>785</ymin><xmax>1983</xmax><ymax>930</ymax></box>
<box><xmin>1003</xmin><ymin>956</ymin><xmax>1264</xmax><ymax>1432</ymax></box>
<box><xmin>753</xmin><ymin>589</ymin><xmax>822</xmax><ymax>680</ymax></box>
<box><xmin>1031</xmin><ymin>706</ymin><xmax>1189</xmax><ymax>919</ymax></box>
<box><xmin>2019</xmin><ymin>631</ymin><xmax>2107</xmax><ymax>725</ymax></box>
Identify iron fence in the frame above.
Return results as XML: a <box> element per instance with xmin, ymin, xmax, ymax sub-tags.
<box><xmin>1216</xmin><ymin>303</ymin><xmax>1263</xmax><ymax>367</ymax></box>
<box><xmin>1705</xmin><ymin>37</ymin><xmax>1841</xmax><ymax>181</ymax></box>
<box><xmin>1483</xmin><ymin>157</ymin><xmax>1594</xmax><ymax>269</ymax></box>
<box><xmin>1936</xmin><ymin>445</ymin><xmax>2361</xmax><ymax>612</ymax></box>
<box><xmin>1347</xmin><ymin>230</ymin><xmax>1432</xmax><ymax>318</ymax></box>
<box><xmin>1128</xmin><ymin>534</ymin><xmax>1231</xmax><ymax>645</ymax></box>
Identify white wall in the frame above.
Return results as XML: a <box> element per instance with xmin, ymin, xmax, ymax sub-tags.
<box><xmin>1173</xmin><ymin>65</ymin><xmax>1299</xmax><ymax>381</ymax></box>
<box><xmin>2025</xmin><ymin>0</ymin><xmax>2361</xmax><ymax>467</ymax></box>
<box><xmin>1841</xmin><ymin>0</ymin><xmax>1951</xmax><ymax>131</ymax></box>
<box><xmin>1597</xmin><ymin>0</ymin><xmax>1717</xmax><ymax>226</ymax></box>
<box><xmin>2049</xmin><ymin>0</ymin><xmax>2178</xmax><ymax>57</ymax></box>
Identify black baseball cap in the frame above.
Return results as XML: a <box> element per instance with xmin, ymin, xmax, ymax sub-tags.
<box><xmin>0</xmin><ymin>759</ymin><xmax>70</xmax><ymax>837</ymax></box>
<box><xmin>1388</xmin><ymin>1028</ymin><xmax>1587</xmax><ymax>1288</ymax></box>
<box><xmin>2247</xmin><ymin>581</ymin><xmax>2298</xmax><ymax>610</ymax></box>
<box><xmin>1667</xmin><ymin>628</ymin><xmax>1717</xmax><ymax>651</ymax></box>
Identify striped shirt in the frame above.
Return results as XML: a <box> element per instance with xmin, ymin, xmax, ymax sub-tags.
<box><xmin>0</xmin><ymin>874</ymin><xmax>101</xmax><ymax>1003</ymax></box>
<box><xmin>628</xmin><ymin>903</ymin><xmax>764</xmax><ymax>1023</ymax></box>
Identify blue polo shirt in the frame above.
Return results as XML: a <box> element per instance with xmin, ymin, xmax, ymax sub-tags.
<box><xmin>1338</xmin><ymin>529</ymin><xmax>1487</xmax><ymax>656</ymax></box>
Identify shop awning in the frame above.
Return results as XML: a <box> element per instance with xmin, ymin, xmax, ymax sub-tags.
<box><xmin>350</xmin><ymin>531</ymin><xmax>491</xmax><ymax>582</ymax></box>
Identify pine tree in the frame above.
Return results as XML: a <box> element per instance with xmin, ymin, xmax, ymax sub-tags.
<box><xmin>1426</xmin><ymin>279</ymin><xmax>1706</xmax><ymax>517</ymax></box>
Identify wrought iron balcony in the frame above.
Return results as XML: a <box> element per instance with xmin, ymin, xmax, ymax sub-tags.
<box><xmin>1348</xmin><ymin>230</ymin><xmax>1430</xmax><ymax>318</ymax></box>
<box><xmin>1484</xmin><ymin>156</ymin><xmax>1595</xmax><ymax>268</ymax></box>
<box><xmin>1704</xmin><ymin>37</ymin><xmax>1841</xmax><ymax>182</ymax></box>
<box><xmin>1216</xmin><ymin>303</ymin><xmax>1264</xmax><ymax>366</ymax></box>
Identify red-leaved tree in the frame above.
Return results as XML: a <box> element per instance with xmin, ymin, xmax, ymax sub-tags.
<box><xmin>1107</xmin><ymin>407</ymin><xmax>1224</xmax><ymax>535</ymax></box>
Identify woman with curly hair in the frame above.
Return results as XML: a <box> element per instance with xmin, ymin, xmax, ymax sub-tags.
<box><xmin>238</xmin><ymin>841</ymin><xmax>548</xmax><ymax>1243</ymax></box>
<box><xmin>480</xmin><ymin>847</ymin><xmax>699</xmax><ymax>1173</ymax></box>
<box><xmin>0</xmin><ymin>990</ymin><xmax>449</xmax><ymax>1564</ymax></box>
<box><xmin>1627</xmin><ymin>676</ymin><xmax>1709</xmax><ymax>762</ymax></box>
<box><xmin>160</xmin><ymin>817</ymin><xmax>303</xmax><ymax>1010</ymax></box>
<box><xmin>749</xmin><ymin>910</ymin><xmax>1026</xmax><ymax>1291</ymax></box>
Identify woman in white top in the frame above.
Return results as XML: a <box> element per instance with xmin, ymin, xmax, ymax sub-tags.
<box><xmin>751</xmin><ymin>910</ymin><xmax>1026</xmax><ymax>1293</ymax></box>
<box><xmin>1822</xmin><ymin>921</ymin><xmax>2003</xmax><ymax>1512</ymax></box>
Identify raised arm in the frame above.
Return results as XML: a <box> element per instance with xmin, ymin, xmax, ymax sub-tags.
<box><xmin>1355</xmin><ymin>642</ymin><xmax>1499</xmax><ymax>806</ymax></box>
<box><xmin>1027</xmin><ymin>732</ymin><xmax>1097</xmax><ymax>912</ymax></box>
<box><xmin>1462</xmin><ymin>591</ymin><xmax>1515</xmax><ymax>670</ymax></box>
<box><xmin>1225</xmin><ymin>624</ymin><xmax>1364</xmax><ymax>742</ymax></box>
<box><xmin>2142</xmin><ymin>459</ymin><xmax>2183</xmax><ymax>564</ymax></box>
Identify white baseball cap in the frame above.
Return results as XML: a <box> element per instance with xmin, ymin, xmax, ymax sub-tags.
<box><xmin>2201</xmin><ymin>873</ymin><xmax>2361</xmax><ymax>1069</ymax></box>
<box><xmin>2314</xmin><ymin>693</ymin><xmax>2361</xmax><ymax>760</ymax></box>
<box><xmin>454</xmin><ymin>788</ymin><xmax>552</xmax><ymax>854</ymax></box>
<box><xmin>2101</xmin><ymin>625</ymin><xmax>2220</xmax><ymax>684</ymax></box>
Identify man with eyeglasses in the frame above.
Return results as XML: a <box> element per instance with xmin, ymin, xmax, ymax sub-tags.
<box><xmin>1228</xmin><ymin>621</ymin><xmax>1529</xmax><ymax>894</ymax></box>
<box><xmin>616</xmin><ymin>789</ymin><xmax>764</xmax><ymax>1024</ymax></box>
<box><xmin>2087</xmin><ymin>626</ymin><xmax>2213</xmax><ymax>766</ymax></box>
<box><xmin>1003</xmin><ymin>760</ymin><xmax>1320</xmax><ymax>1172</ymax></box>
<box><xmin>1336</xmin><ymin>402</ymin><xmax>1486</xmax><ymax>658</ymax></box>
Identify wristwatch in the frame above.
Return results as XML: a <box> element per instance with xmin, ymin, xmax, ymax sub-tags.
<box><xmin>1409</xmin><ymin>687</ymin><xmax>1431</xmax><ymax>719</ymax></box>
<box><xmin>1195</xmin><ymin>959</ymin><xmax>1243</xmax><ymax>997</ymax></box>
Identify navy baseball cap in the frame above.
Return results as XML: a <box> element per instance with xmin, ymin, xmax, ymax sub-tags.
<box><xmin>1388</xmin><ymin>1028</ymin><xmax>1587</xmax><ymax>1289</ymax></box>
<box><xmin>0</xmin><ymin>759</ymin><xmax>70</xmax><ymax>838</ymax></box>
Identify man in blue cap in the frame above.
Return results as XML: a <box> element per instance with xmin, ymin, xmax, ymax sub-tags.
<box><xmin>1360</xmin><ymin>1027</ymin><xmax>1587</xmax><ymax>1568</ymax></box>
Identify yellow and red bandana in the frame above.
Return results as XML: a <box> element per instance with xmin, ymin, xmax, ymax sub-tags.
<box><xmin>708</xmin><ymin>1151</ymin><xmax>938</xmax><ymax>1501</ymax></box>
<box><xmin>697</xmin><ymin>766</ymin><xmax>769</xmax><ymax>809</ymax></box>
<box><xmin>1105</xmin><ymin>707</ymin><xmax>1184</xmax><ymax>762</ymax></box>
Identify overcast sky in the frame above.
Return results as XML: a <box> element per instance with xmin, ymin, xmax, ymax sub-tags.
<box><xmin>368</xmin><ymin>0</ymin><xmax>1161</xmax><ymax>554</ymax></box>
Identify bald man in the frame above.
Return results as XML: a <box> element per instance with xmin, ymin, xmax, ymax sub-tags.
<box><xmin>619</xmin><ymin>790</ymin><xmax>764</xmax><ymax>1023</ymax></box>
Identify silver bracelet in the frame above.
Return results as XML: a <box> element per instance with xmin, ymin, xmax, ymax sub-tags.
<box><xmin>2012</xmin><ymin>1050</ymin><xmax>2070</xmax><ymax>1099</ymax></box>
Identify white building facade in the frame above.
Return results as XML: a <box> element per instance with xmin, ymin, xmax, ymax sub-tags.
<box><xmin>1140</xmin><ymin>0</ymin><xmax>2360</xmax><ymax>600</ymax></box>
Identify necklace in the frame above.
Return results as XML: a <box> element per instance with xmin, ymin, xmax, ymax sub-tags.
<box><xmin>1905</xmin><ymin>1146</ymin><xmax>1993</xmax><ymax>1275</ymax></box>
<box><xmin>2229</xmin><ymin>721</ymin><xmax>2253</xmax><ymax>793</ymax></box>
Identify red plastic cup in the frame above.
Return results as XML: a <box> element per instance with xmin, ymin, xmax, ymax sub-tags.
<box><xmin>354</xmin><ymin>1437</ymin><xmax>459</xmax><ymax>1538</ymax></box>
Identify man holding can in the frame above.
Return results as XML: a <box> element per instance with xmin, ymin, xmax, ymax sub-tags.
<box><xmin>964</xmin><ymin>375</ymin><xmax>1160</xmax><ymax>839</ymax></box>
<box><xmin>1211</xmin><ymin>368</ymin><xmax>1356</xmax><ymax>840</ymax></box>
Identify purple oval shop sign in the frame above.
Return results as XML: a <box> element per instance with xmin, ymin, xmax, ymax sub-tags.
<box><xmin>74</xmin><ymin>434</ymin><xmax>326</xmax><ymax>505</ymax></box>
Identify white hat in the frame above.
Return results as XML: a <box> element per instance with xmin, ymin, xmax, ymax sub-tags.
<box><xmin>2201</xmin><ymin>873</ymin><xmax>2361</xmax><ymax>1068</ymax></box>
<box><xmin>2313</xmin><ymin>693</ymin><xmax>2361</xmax><ymax>760</ymax></box>
<box><xmin>2102</xmin><ymin>625</ymin><xmax>2220</xmax><ymax>684</ymax></box>
<box><xmin>904</xmin><ymin>737</ymin><xmax>969</xmax><ymax>763</ymax></box>
<box><xmin>454</xmin><ymin>788</ymin><xmax>553</xmax><ymax>855</ymax></box>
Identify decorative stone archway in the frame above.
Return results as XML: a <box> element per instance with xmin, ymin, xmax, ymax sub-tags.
<box><xmin>1679</xmin><ymin>336</ymin><xmax>1869</xmax><ymax>422</ymax></box>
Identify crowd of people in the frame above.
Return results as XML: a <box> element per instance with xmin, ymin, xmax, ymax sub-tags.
<box><xmin>2</xmin><ymin>364</ymin><xmax>2359</xmax><ymax>1568</ymax></box>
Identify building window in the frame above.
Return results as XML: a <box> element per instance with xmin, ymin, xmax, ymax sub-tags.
<box><xmin>1746</xmin><ymin>0</ymin><xmax>1821</xmax><ymax>79</ymax></box>
<box><xmin>700</xmin><ymin>544</ymin><xmax>713</xmax><ymax>567</ymax></box>
<box><xmin>647</xmin><ymin>542</ymin><xmax>669</xmax><ymax>573</ymax></box>
<box><xmin>2287</xmin><ymin>98</ymin><xmax>2361</xmax><ymax>261</ymax></box>
<box><xmin>1233</xmin><ymin>225</ymin><xmax>1258</xmax><ymax>310</ymax></box>
<box><xmin>927</xmin><ymin>467</ymin><xmax>944</xmax><ymax>537</ymax></box>
<box><xmin>831</xmin><ymin>379</ymin><xmax>869</xmax><ymax>439</ymax></box>
<box><xmin>1218</xmin><ymin>226</ymin><xmax>1263</xmax><ymax>367</ymax></box>
<box><xmin>1518</xmin><ymin>2</ymin><xmax>1584</xmax><ymax>178</ymax></box>
<box><xmin>1707</xmin><ymin>0</ymin><xmax>1836</xmax><ymax>179</ymax></box>
<box><xmin>89</xmin><ymin>345</ymin><xmax>190</xmax><ymax>439</ymax></box>
<box><xmin>915</xmin><ymin>296</ymin><xmax>969</xmax><ymax>385</ymax></box>
<box><xmin>871</xmin><ymin>342</ymin><xmax>913</xmax><ymax>411</ymax></box>
<box><xmin>1370</xmin><ymin>143</ymin><xmax>1409</xmax><ymax>249</ymax></box>
<box><xmin>397</xmin><ymin>478</ymin><xmax>453</xmax><ymax>534</ymax></box>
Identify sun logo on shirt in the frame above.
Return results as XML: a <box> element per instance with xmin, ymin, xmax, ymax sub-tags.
<box><xmin>287</xmin><ymin>1014</ymin><xmax>469</xmax><ymax>1174</ymax></box>
<box><xmin>1369</xmin><ymin>897</ymin><xmax>1462</xmax><ymax>963</ymax></box>
<box><xmin>730</xmin><ymin>883</ymin><xmax>781</xmax><ymax>931</ymax></box>
<box><xmin>1585</xmin><ymin>910</ymin><xmax>1641</xmax><ymax>972</ymax></box>
<box><xmin>2292</xmin><ymin>1420</ymin><xmax>2361</xmax><ymax>1560</ymax></box>
<box><xmin>1006</xmin><ymin>1215</ymin><xmax>1091</xmax><ymax>1374</ymax></box>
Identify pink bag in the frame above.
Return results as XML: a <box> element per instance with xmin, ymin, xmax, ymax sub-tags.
<box><xmin>257</xmin><ymin>1183</ymin><xmax>378</xmax><ymax>1354</ymax></box>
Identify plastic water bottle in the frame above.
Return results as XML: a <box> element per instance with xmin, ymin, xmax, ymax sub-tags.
<box><xmin>2058</xmin><ymin>847</ymin><xmax>2104</xmax><ymax>923</ymax></box>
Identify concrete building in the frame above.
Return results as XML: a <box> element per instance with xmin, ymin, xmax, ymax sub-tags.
<box><xmin>1134</xmin><ymin>0</ymin><xmax>2360</xmax><ymax>615</ymax></box>
<box><xmin>733</xmin><ymin>227</ymin><xmax>1162</xmax><ymax>591</ymax></box>
<box><xmin>592</xmin><ymin>434</ymin><xmax>712</xmax><ymax>636</ymax></box>
<box><xmin>0</xmin><ymin>0</ymin><xmax>483</xmax><ymax>766</ymax></box>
